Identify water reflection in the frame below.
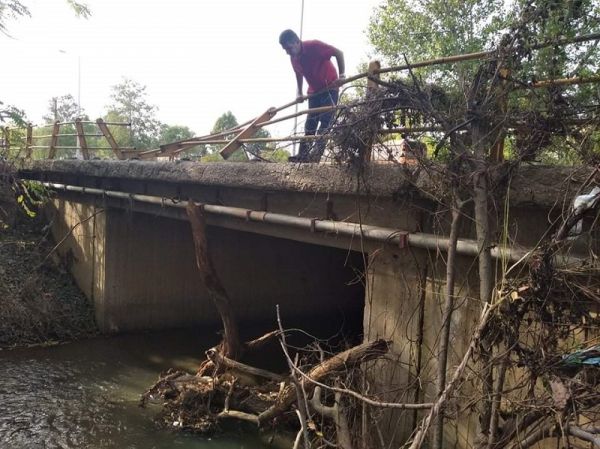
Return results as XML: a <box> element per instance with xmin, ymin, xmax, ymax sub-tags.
<box><xmin>0</xmin><ymin>329</ymin><xmax>268</xmax><ymax>449</ymax></box>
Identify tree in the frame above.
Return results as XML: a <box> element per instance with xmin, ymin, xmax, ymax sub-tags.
<box><xmin>204</xmin><ymin>111</ymin><xmax>242</xmax><ymax>160</ymax></box>
<box><xmin>104</xmin><ymin>78</ymin><xmax>162</xmax><ymax>150</ymax></box>
<box><xmin>42</xmin><ymin>94</ymin><xmax>83</xmax><ymax>123</ymax></box>
<box><xmin>1</xmin><ymin>1</ymin><xmax>89</xmax><ymax>134</ymax></box>
<box><xmin>245</xmin><ymin>127</ymin><xmax>272</xmax><ymax>158</ymax></box>
<box><xmin>0</xmin><ymin>0</ymin><xmax>89</xmax><ymax>34</ymax></box>
<box><xmin>368</xmin><ymin>0</ymin><xmax>507</xmax><ymax>82</ymax></box>
<box><xmin>30</xmin><ymin>94</ymin><xmax>88</xmax><ymax>159</ymax></box>
<box><xmin>159</xmin><ymin>124</ymin><xmax>194</xmax><ymax>145</ymax></box>
<box><xmin>202</xmin><ymin>111</ymin><xmax>275</xmax><ymax>161</ymax></box>
<box><xmin>159</xmin><ymin>124</ymin><xmax>205</xmax><ymax>159</ymax></box>
<box><xmin>0</xmin><ymin>1</ymin><xmax>31</xmax><ymax>35</ymax></box>
<box><xmin>368</xmin><ymin>0</ymin><xmax>600</xmax><ymax>162</ymax></box>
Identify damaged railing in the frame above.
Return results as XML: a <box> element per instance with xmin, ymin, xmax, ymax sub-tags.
<box><xmin>1</xmin><ymin>119</ymin><xmax>132</xmax><ymax>160</ymax></box>
<box><xmin>3</xmin><ymin>32</ymin><xmax>599</xmax><ymax>162</ymax></box>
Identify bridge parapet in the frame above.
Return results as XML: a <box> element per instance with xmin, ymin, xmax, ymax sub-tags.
<box><xmin>19</xmin><ymin>159</ymin><xmax>593</xmax><ymax>208</ymax></box>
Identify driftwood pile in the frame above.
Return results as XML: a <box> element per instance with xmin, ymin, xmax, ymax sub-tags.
<box><xmin>141</xmin><ymin>201</ymin><xmax>390</xmax><ymax>446</ymax></box>
<box><xmin>141</xmin><ymin>338</ymin><xmax>389</xmax><ymax>438</ymax></box>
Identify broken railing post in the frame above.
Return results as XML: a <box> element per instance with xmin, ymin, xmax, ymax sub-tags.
<box><xmin>75</xmin><ymin>118</ymin><xmax>90</xmax><ymax>160</ymax></box>
<box><xmin>219</xmin><ymin>108</ymin><xmax>277</xmax><ymax>159</ymax></box>
<box><xmin>25</xmin><ymin>124</ymin><xmax>33</xmax><ymax>159</ymax></box>
<box><xmin>1</xmin><ymin>127</ymin><xmax>9</xmax><ymax>156</ymax></box>
<box><xmin>96</xmin><ymin>118</ymin><xmax>125</xmax><ymax>160</ymax></box>
<box><xmin>362</xmin><ymin>60</ymin><xmax>383</xmax><ymax>163</ymax></box>
<box><xmin>48</xmin><ymin>121</ymin><xmax>60</xmax><ymax>159</ymax></box>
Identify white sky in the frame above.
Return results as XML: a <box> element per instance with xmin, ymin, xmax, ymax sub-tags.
<box><xmin>2</xmin><ymin>0</ymin><xmax>382</xmax><ymax>137</ymax></box>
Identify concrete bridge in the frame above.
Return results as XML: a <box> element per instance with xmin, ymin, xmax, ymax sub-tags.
<box><xmin>17</xmin><ymin>159</ymin><xmax>589</xmax><ymax>445</ymax></box>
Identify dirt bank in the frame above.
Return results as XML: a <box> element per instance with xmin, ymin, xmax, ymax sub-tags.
<box><xmin>0</xmin><ymin>165</ymin><xmax>97</xmax><ymax>349</ymax></box>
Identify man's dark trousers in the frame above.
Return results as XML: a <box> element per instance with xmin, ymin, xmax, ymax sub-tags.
<box><xmin>297</xmin><ymin>89</ymin><xmax>339</xmax><ymax>161</ymax></box>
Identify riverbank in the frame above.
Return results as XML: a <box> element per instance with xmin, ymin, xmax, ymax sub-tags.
<box><xmin>0</xmin><ymin>170</ymin><xmax>97</xmax><ymax>349</ymax></box>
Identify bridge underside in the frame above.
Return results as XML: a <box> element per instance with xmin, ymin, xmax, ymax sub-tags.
<box><xmin>48</xmin><ymin>196</ymin><xmax>365</xmax><ymax>335</ymax></box>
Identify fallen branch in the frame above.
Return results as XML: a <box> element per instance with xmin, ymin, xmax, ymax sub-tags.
<box><xmin>206</xmin><ymin>347</ymin><xmax>285</xmax><ymax>382</ymax></box>
<box><xmin>568</xmin><ymin>425</ymin><xmax>600</xmax><ymax>448</ymax></box>
<box><xmin>244</xmin><ymin>330</ymin><xmax>281</xmax><ymax>351</ymax></box>
<box><xmin>310</xmin><ymin>385</ymin><xmax>353</xmax><ymax>449</ymax></box>
<box><xmin>258</xmin><ymin>335</ymin><xmax>391</xmax><ymax>425</ymax></box>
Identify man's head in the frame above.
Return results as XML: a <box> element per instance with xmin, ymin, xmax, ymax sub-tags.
<box><xmin>279</xmin><ymin>29</ymin><xmax>301</xmax><ymax>57</ymax></box>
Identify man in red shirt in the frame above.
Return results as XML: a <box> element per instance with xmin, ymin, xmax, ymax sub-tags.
<box><xmin>279</xmin><ymin>29</ymin><xmax>345</xmax><ymax>162</ymax></box>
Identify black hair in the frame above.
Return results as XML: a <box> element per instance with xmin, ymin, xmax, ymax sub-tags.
<box><xmin>279</xmin><ymin>29</ymin><xmax>299</xmax><ymax>45</ymax></box>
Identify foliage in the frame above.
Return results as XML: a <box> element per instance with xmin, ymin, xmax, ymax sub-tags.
<box><xmin>42</xmin><ymin>94</ymin><xmax>83</xmax><ymax>123</ymax></box>
<box><xmin>368</xmin><ymin>0</ymin><xmax>507</xmax><ymax>83</ymax></box>
<box><xmin>65</xmin><ymin>0</ymin><xmax>90</xmax><ymax>18</ymax></box>
<box><xmin>1</xmin><ymin>1</ymin><xmax>89</xmax><ymax>145</ymax></box>
<box><xmin>0</xmin><ymin>0</ymin><xmax>89</xmax><ymax>35</ymax></box>
<box><xmin>200</xmin><ymin>152</ymin><xmax>224</xmax><ymax>162</ymax></box>
<box><xmin>104</xmin><ymin>78</ymin><xmax>162</xmax><ymax>150</ymax></box>
<box><xmin>366</xmin><ymin>0</ymin><xmax>600</xmax><ymax>164</ymax></box>
<box><xmin>204</xmin><ymin>111</ymin><xmax>243</xmax><ymax>160</ymax></box>
<box><xmin>0</xmin><ymin>101</ymin><xmax>26</xmax><ymax>126</ymax></box>
<box><xmin>208</xmin><ymin>110</ymin><xmax>238</xmax><ymax>153</ymax></box>
<box><xmin>159</xmin><ymin>124</ymin><xmax>205</xmax><ymax>159</ymax></box>
<box><xmin>159</xmin><ymin>124</ymin><xmax>194</xmax><ymax>145</ymax></box>
<box><xmin>261</xmin><ymin>147</ymin><xmax>290</xmax><ymax>162</ymax></box>
<box><xmin>202</xmin><ymin>111</ymin><xmax>274</xmax><ymax>161</ymax></box>
<box><xmin>0</xmin><ymin>0</ymin><xmax>30</xmax><ymax>36</ymax></box>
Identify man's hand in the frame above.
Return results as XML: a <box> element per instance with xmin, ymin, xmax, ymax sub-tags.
<box><xmin>296</xmin><ymin>94</ymin><xmax>305</xmax><ymax>103</ymax></box>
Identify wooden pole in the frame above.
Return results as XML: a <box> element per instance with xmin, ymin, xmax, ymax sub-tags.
<box><xmin>75</xmin><ymin>118</ymin><xmax>90</xmax><ymax>160</ymax></box>
<box><xmin>220</xmin><ymin>108</ymin><xmax>277</xmax><ymax>159</ymax></box>
<box><xmin>2</xmin><ymin>127</ymin><xmax>9</xmax><ymax>155</ymax></box>
<box><xmin>25</xmin><ymin>124</ymin><xmax>33</xmax><ymax>159</ymax></box>
<box><xmin>48</xmin><ymin>121</ymin><xmax>60</xmax><ymax>159</ymax></box>
<box><xmin>363</xmin><ymin>60</ymin><xmax>383</xmax><ymax>163</ymax></box>
<box><xmin>96</xmin><ymin>118</ymin><xmax>125</xmax><ymax>160</ymax></box>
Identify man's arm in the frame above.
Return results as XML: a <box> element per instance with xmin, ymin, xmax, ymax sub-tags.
<box><xmin>295</xmin><ymin>72</ymin><xmax>304</xmax><ymax>102</ymax></box>
<box><xmin>333</xmin><ymin>48</ymin><xmax>345</xmax><ymax>80</ymax></box>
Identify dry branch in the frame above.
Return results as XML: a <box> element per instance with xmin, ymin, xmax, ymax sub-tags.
<box><xmin>206</xmin><ymin>348</ymin><xmax>285</xmax><ymax>382</ymax></box>
<box><xmin>258</xmin><ymin>338</ymin><xmax>391</xmax><ymax>425</ymax></box>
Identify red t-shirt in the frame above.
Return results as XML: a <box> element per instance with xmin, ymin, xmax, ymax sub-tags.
<box><xmin>290</xmin><ymin>40</ymin><xmax>339</xmax><ymax>94</ymax></box>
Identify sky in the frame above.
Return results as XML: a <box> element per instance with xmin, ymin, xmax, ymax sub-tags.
<box><xmin>2</xmin><ymin>0</ymin><xmax>382</xmax><ymax>137</ymax></box>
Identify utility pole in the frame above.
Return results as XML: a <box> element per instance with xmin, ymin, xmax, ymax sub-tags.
<box><xmin>292</xmin><ymin>0</ymin><xmax>305</xmax><ymax>156</ymax></box>
<box><xmin>77</xmin><ymin>55</ymin><xmax>81</xmax><ymax>117</ymax></box>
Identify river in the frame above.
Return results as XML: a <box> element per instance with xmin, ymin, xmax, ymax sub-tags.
<box><xmin>0</xmin><ymin>328</ymin><xmax>272</xmax><ymax>449</ymax></box>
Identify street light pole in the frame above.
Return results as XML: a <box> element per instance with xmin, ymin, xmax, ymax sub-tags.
<box><xmin>58</xmin><ymin>49</ymin><xmax>81</xmax><ymax>118</ymax></box>
<box><xmin>77</xmin><ymin>55</ymin><xmax>81</xmax><ymax>117</ymax></box>
<box><xmin>292</xmin><ymin>0</ymin><xmax>305</xmax><ymax>156</ymax></box>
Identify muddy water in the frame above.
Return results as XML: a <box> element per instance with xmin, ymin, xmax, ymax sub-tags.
<box><xmin>0</xmin><ymin>329</ymin><xmax>271</xmax><ymax>449</ymax></box>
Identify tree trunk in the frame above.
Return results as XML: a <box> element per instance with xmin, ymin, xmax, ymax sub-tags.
<box><xmin>187</xmin><ymin>202</ymin><xmax>241</xmax><ymax>362</ymax></box>
<box><xmin>433</xmin><ymin>199</ymin><xmax>463</xmax><ymax>449</ymax></box>
<box><xmin>473</xmin><ymin>159</ymin><xmax>495</xmax><ymax>444</ymax></box>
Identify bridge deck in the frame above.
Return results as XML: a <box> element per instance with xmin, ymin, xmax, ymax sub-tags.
<box><xmin>19</xmin><ymin>160</ymin><xmax>587</xmax><ymax>208</ymax></box>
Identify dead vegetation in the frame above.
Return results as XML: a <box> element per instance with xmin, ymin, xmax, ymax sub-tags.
<box><xmin>0</xmin><ymin>161</ymin><xmax>97</xmax><ymax>349</ymax></box>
